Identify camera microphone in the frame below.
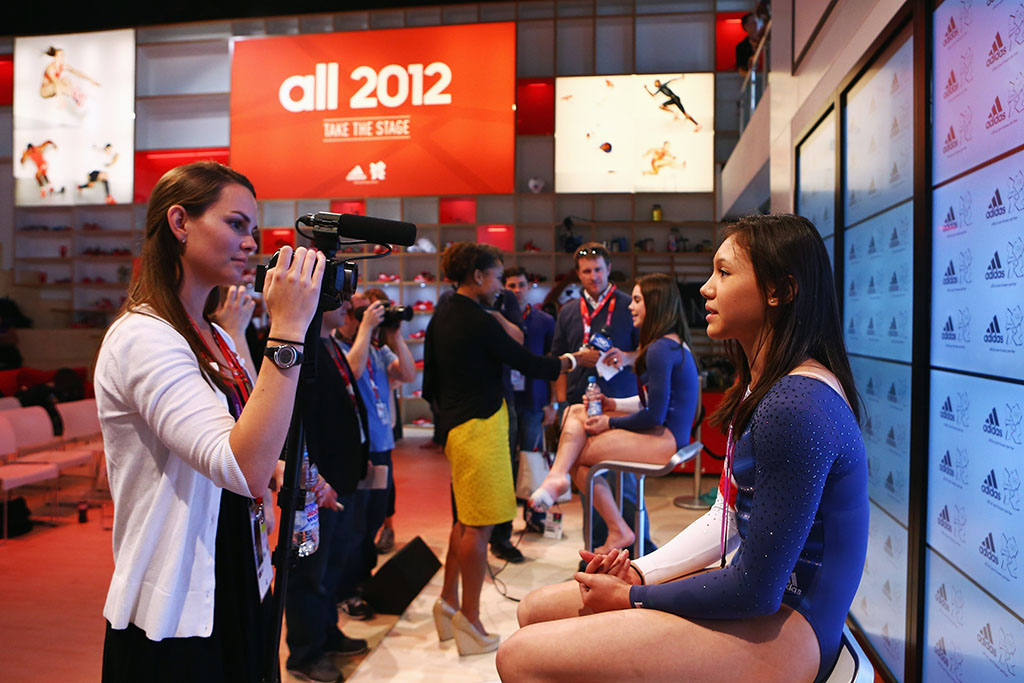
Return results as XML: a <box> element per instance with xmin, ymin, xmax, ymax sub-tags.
<box><xmin>300</xmin><ymin>212</ymin><xmax>417</xmax><ymax>247</ymax></box>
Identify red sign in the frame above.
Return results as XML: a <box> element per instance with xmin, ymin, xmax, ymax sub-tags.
<box><xmin>231</xmin><ymin>24</ymin><xmax>515</xmax><ymax>198</ymax></box>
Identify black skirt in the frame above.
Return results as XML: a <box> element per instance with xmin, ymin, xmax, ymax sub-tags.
<box><xmin>102</xmin><ymin>490</ymin><xmax>273</xmax><ymax>683</ymax></box>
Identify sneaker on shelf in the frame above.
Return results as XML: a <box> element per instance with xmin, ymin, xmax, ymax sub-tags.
<box><xmin>375</xmin><ymin>527</ymin><xmax>395</xmax><ymax>554</ymax></box>
<box><xmin>377</xmin><ymin>273</ymin><xmax>400</xmax><ymax>282</ymax></box>
<box><xmin>413</xmin><ymin>271</ymin><xmax>436</xmax><ymax>283</ymax></box>
<box><xmin>339</xmin><ymin>596</ymin><xmax>375</xmax><ymax>621</ymax></box>
<box><xmin>325</xmin><ymin>631</ymin><xmax>369</xmax><ymax>657</ymax></box>
<box><xmin>522</xmin><ymin>240</ymin><xmax>543</xmax><ymax>253</ymax></box>
<box><xmin>528</xmin><ymin>272</ymin><xmax>548</xmax><ymax>284</ymax></box>
<box><xmin>412</xmin><ymin>300</ymin><xmax>434</xmax><ymax>312</ymax></box>
<box><xmin>414</xmin><ymin>359</ymin><xmax>425</xmax><ymax>370</ymax></box>
<box><xmin>286</xmin><ymin>653</ymin><xmax>343</xmax><ymax>682</ymax></box>
<box><xmin>409</xmin><ymin>389</ymin><xmax>423</xmax><ymax>397</ymax></box>
<box><xmin>406</xmin><ymin>330</ymin><xmax>426</xmax><ymax>340</ymax></box>
<box><xmin>411</xmin><ymin>417</ymin><xmax>433</xmax><ymax>427</ymax></box>
<box><xmin>373</xmin><ymin>244</ymin><xmax>390</xmax><ymax>255</ymax></box>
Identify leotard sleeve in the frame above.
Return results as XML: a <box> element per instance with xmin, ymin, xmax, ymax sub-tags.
<box><xmin>608</xmin><ymin>338</ymin><xmax>675</xmax><ymax>432</ymax></box>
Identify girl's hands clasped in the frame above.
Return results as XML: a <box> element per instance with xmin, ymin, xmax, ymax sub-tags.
<box><xmin>261</xmin><ymin>246</ymin><xmax>326</xmax><ymax>341</ymax></box>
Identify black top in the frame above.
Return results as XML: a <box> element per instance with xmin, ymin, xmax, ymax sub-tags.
<box><xmin>736</xmin><ymin>37</ymin><xmax>756</xmax><ymax>71</ymax></box>
<box><xmin>423</xmin><ymin>292</ymin><xmax>562</xmax><ymax>442</ymax></box>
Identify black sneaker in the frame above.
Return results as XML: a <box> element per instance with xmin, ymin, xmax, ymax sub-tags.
<box><xmin>325</xmin><ymin>632</ymin><xmax>369</xmax><ymax>657</ymax></box>
<box><xmin>523</xmin><ymin>505</ymin><xmax>546</xmax><ymax>534</ymax></box>
<box><xmin>490</xmin><ymin>537</ymin><xmax>525</xmax><ymax>563</ymax></box>
<box><xmin>287</xmin><ymin>653</ymin><xmax>343</xmax><ymax>682</ymax></box>
<box><xmin>339</xmin><ymin>596</ymin><xmax>375</xmax><ymax>621</ymax></box>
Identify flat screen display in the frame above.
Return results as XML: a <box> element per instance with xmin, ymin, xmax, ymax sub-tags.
<box><xmin>844</xmin><ymin>34</ymin><xmax>914</xmax><ymax>227</ymax></box>
<box><xmin>230</xmin><ymin>23</ymin><xmax>515</xmax><ymax>198</ymax></box>
<box><xmin>927</xmin><ymin>369</ymin><xmax>1023</xmax><ymax>616</ymax></box>
<box><xmin>13</xmin><ymin>30</ymin><xmax>135</xmax><ymax>206</ymax></box>
<box><xmin>554</xmin><ymin>73</ymin><xmax>714</xmax><ymax>193</ymax></box>
<box><xmin>843</xmin><ymin>201</ymin><xmax>914</xmax><ymax>364</ymax></box>
<box><xmin>923</xmin><ymin>549</ymin><xmax>1023</xmax><ymax>682</ymax></box>
<box><xmin>932</xmin><ymin>0</ymin><xmax>1024</xmax><ymax>185</ymax></box>
<box><xmin>932</xmin><ymin>149</ymin><xmax>1024</xmax><ymax>380</ymax></box>
<box><xmin>797</xmin><ymin>109</ymin><xmax>836</xmax><ymax>238</ymax></box>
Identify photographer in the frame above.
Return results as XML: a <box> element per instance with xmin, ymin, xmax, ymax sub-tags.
<box><xmin>332</xmin><ymin>291</ymin><xmax>415</xmax><ymax>619</ymax></box>
<box><xmin>95</xmin><ymin>162</ymin><xmax>325</xmax><ymax>682</ymax></box>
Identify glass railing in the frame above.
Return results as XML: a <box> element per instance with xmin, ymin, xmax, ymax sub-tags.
<box><xmin>738</xmin><ymin>18</ymin><xmax>771</xmax><ymax>134</ymax></box>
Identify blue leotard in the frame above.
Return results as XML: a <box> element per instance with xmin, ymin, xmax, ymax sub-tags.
<box><xmin>608</xmin><ymin>337</ymin><xmax>699</xmax><ymax>448</ymax></box>
<box><xmin>628</xmin><ymin>375</ymin><xmax>869</xmax><ymax>682</ymax></box>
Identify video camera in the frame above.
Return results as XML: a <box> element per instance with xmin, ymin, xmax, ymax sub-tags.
<box><xmin>253</xmin><ymin>212</ymin><xmax>416</xmax><ymax>312</ymax></box>
<box><xmin>353</xmin><ymin>303</ymin><xmax>414</xmax><ymax>327</ymax></box>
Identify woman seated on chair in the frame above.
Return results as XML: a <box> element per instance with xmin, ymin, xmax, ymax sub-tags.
<box><xmin>529</xmin><ymin>272</ymin><xmax>700</xmax><ymax>553</ymax></box>
<box><xmin>498</xmin><ymin>214</ymin><xmax>869</xmax><ymax>683</ymax></box>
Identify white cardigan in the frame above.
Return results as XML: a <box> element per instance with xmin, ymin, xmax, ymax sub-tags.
<box><xmin>95</xmin><ymin>310</ymin><xmax>252</xmax><ymax>641</ymax></box>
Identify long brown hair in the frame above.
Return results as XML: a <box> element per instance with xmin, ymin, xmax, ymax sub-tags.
<box><xmin>634</xmin><ymin>273</ymin><xmax>693</xmax><ymax>376</ymax></box>
<box><xmin>709</xmin><ymin>214</ymin><xmax>859</xmax><ymax>436</ymax></box>
<box><xmin>113</xmin><ymin>161</ymin><xmax>255</xmax><ymax>394</ymax></box>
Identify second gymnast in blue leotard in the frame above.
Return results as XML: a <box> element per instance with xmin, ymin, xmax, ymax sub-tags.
<box><xmin>498</xmin><ymin>214</ymin><xmax>869</xmax><ymax>683</ymax></box>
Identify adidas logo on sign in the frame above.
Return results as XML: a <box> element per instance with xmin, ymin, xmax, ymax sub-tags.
<box><xmin>986</xmin><ymin>188</ymin><xmax>1006</xmax><ymax>218</ymax></box>
<box><xmin>977</xmin><ymin>623</ymin><xmax>997</xmax><ymax>657</ymax></box>
<box><xmin>885</xmin><ymin>469</ymin><xmax>897</xmax><ymax>489</ymax></box>
<box><xmin>887</xmin><ymin>383</ymin><xmax>899</xmax><ymax>404</ymax></box>
<box><xmin>943</xmin><ymin>259</ymin><xmax>959</xmax><ymax>285</ymax></box>
<box><xmin>888</xmin><ymin>317</ymin><xmax>900</xmax><ymax>338</ymax></box>
<box><xmin>866</xmin><ymin>377</ymin><xmax>876</xmax><ymax>395</ymax></box>
<box><xmin>942</xmin><ymin>316</ymin><xmax>958</xmax><ymax>341</ymax></box>
<box><xmin>943</xmin><ymin>125</ymin><xmax>959</xmax><ymax>153</ymax></box>
<box><xmin>848</xmin><ymin>318</ymin><xmax>857</xmax><ymax>335</ymax></box>
<box><xmin>983</xmin><ymin>407</ymin><xmax>1003</xmax><ymax>436</ymax></box>
<box><xmin>345</xmin><ymin>165</ymin><xmax>367</xmax><ymax>182</ymax></box>
<box><xmin>890</xmin><ymin>227</ymin><xmax>901</xmax><ymax>248</ymax></box>
<box><xmin>986</xmin><ymin>97</ymin><xmax>1006</xmax><ymax>130</ymax></box>
<box><xmin>939</xmin><ymin>504</ymin><xmax>954</xmax><ymax>531</ymax></box>
<box><xmin>890</xmin><ymin>73</ymin><xmax>901</xmax><ymax>94</ymax></box>
<box><xmin>867</xmin><ymin>318</ymin><xmax>876</xmax><ymax>336</ymax></box>
<box><xmin>939</xmin><ymin>450</ymin><xmax>955</xmax><ymax>476</ymax></box>
<box><xmin>868</xmin><ymin>236</ymin><xmax>878</xmax><ymax>254</ymax></box>
<box><xmin>849</xmin><ymin>280</ymin><xmax>857</xmax><ymax>297</ymax></box>
<box><xmin>884</xmin><ymin>535</ymin><xmax>895</xmax><ymax>558</ymax></box>
<box><xmin>986</xmin><ymin>33</ymin><xmax>1007</xmax><ymax>67</ymax></box>
<box><xmin>982</xmin><ymin>469</ymin><xmax>1002</xmax><ymax>501</ymax></box>
<box><xmin>868</xmin><ymin>276</ymin><xmax>877</xmax><ymax>294</ymax></box>
<box><xmin>985</xmin><ymin>251</ymin><xmax>1005</xmax><ymax>279</ymax></box>
<box><xmin>944</xmin><ymin>69</ymin><xmax>960</xmax><ymax>99</ymax></box>
<box><xmin>984</xmin><ymin>317</ymin><xmax>1004</xmax><ymax>345</ymax></box>
<box><xmin>943</xmin><ymin>16</ymin><xmax>960</xmax><ymax>46</ymax></box>
<box><xmin>940</xmin><ymin>396</ymin><xmax>956</xmax><ymax>421</ymax></box>
<box><xmin>890</xmin><ymin>116</ymin><xmax>900</xmax><ymax>138</ymax></box>
<box><xmin>980</xmin><ymin>531</ymin><xmax>999</xmax><ymax>562</ymax></box>
<box><xmin>889</xmin><ymin>272</ymin><xmax>901</xmax><ymax>292</ymax></box>
<box><xmin>890</xmin><ymin>162</ymin><xmax>901</xmax><ymax>184</ymax></box>
<box><xmin>942</xmin><ymin>206</ymin><xmax>958</xmax><ymax>232</ymax></box>
<box><xmin>849</xmin><ymin>243</ymin><xmax>857</xmax><ymax>260</ymax></box>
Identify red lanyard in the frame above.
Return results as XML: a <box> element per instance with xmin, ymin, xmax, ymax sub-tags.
<box><xmin>522</xmin><ymin>304</ymin><xmax>531</xmax><ymax>322</ymax></box>
<box><xmin>718</xmin><ymin>424</ymin><xmax>738</xmax><ymax>568</ymax></box>
<box><xmin>364</xmin><ymin>353</ymin><xmax>382</xmax><ymax>403</ymax></box>
<box><xmin>327</xmin><ymin>338</ymin><xmax>366</xmax><ymax>443</ymax></box>
<box><xmin>580</xmin><ymin>285</ymin><xmax>616</xmax><ymax>345</ymax></box>
<box><xmin>188</xmin><ymin>316</ymin><xmax>252</xmax><ymax>415</ymax></box>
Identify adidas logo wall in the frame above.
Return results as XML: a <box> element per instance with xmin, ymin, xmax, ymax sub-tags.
<box><xmin>796</xmin><ymin>109</ymin><xmax>837</xmax><ymax>241</ymax></box>
<box><xmin>933</xmin><ymin>0</ymin><xmax>1024</xmax><ymax>184</ymax></box>
<box><xmin>931</xmin><ymin>149</ymin><xmax>1024</xmax><ymax>379</ymax></box>
<box><xmin>844</xmin><ymin>37</ymin><xmax>914</xmax><ymax>227</ymax></box>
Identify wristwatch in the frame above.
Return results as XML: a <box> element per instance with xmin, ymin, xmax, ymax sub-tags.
<box><xmin>264</xmin><ymin>344</ymin><xmax>303</xmax><ymax>369</ymax></box>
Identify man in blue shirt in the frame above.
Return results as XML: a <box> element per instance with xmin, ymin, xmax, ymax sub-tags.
<box><xmin>334</xmin><ymin>290</ymin><xmax>416</xmax><ymax>619</ymax></box>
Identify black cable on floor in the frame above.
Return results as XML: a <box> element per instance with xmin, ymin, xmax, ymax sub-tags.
<box><xmin>487</xmin><ymin>525</ymin><xmax>530</xmax><ymax>603</ymax></box>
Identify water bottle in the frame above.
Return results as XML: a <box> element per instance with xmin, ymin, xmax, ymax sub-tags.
<box><xmin>292</xmin><ymin>447</ymin><xmax>320</xmax><ymax>557</ymax></box>
<box><xmin>586</xmin><ymin>376</ymin><xmax>603</xmax><ymax>417</ymax></box>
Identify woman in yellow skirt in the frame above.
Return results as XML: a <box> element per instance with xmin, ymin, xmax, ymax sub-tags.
<box><xmin>423</xmin><ymin>242</ymin><xmax>584</xmax><ymax>655</ymax></box>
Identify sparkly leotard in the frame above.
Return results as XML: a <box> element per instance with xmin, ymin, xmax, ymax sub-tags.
<box><xmin>628</xmin><ymin>375</ymin><xmax>869</xmax><ymax>682</ymax></box>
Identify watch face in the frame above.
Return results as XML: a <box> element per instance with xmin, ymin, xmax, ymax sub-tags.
<box><xmin>274</xmin><ymin>345</ymin><xmax>299</xmax><ymax>368</ymax></box>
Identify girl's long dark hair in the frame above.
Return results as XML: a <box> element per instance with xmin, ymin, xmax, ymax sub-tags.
<box><xmin>634</xmin><ymin>273</ymin><xmax>694</xmax><ymax>376</ymax></box>
<box><xmin>709</xmin><ymin>214</ymin><xmax>859</xmax><ymax>435</ymax></box>
<box><xmin>111</xmin><ymin>161</ymin><xmax>255</xmax><ymax>395</ymax></box>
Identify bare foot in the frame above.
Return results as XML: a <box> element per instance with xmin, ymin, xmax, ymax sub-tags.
<box><xmin>594</xmin><ymin>528</ymin><xmax>635</xmax><ymax>555</ymax></box>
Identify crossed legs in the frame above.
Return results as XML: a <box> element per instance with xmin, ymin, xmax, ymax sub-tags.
<box><xmin>497</xmin><ymin>579</ymin><xmax>820</xmax><ymax>682</ymax></box>
<box><xmin>531</xmin><ymin>404</ymin><xmax>677</xmax><ymax>552</ymax></box>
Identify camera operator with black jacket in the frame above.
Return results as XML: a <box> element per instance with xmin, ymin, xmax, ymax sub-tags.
<box><xmin>281</xmin><ymin>298</ymin><xmax>372</xmax><ymax>683</ymax></box>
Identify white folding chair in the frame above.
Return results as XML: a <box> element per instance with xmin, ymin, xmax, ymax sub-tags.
<box><xmin>824</xmin><ymin>624</ymin><xmax>875</xmax><ymax>683</ymax></box>
<box><xmin>0</xmin><ymin>417</ymin><xmax>58</xmax><ymax>541</ymax></box>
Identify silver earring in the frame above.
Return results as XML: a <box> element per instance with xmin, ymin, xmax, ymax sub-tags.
<box><xmin>181</xmin><ymin>237</ymin><xmax>186</xmax><ymax>244</ymax></box>
<box><xmin>768</xmin><ymin>297</ymin><xmax>777</xmax><ymax>305</ymax></box>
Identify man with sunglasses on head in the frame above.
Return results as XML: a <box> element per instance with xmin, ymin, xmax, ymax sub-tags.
<box><xmin>549</xmin><ymin>243</ymin><xmax>653</xmax><ymax>554</ymax></box>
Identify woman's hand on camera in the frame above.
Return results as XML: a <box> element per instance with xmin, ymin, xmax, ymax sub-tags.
<box><xmin>261</xmin><ymin>246</ymin><xmax>325</xmax><ymax>340</ymax></box>
<box><xmin>212</xmin><ymin>285</ymin><xmax>255</xmax><ymax>339</ymax></box>
<box><xmin>583</xmin><ymin>414</ymin><xmax>611</xmax><ymax>435</ymax></box>
<box><xmin>574</xmin><ymin>572</ymin><xmax>632</xmax><ymax>613</ymax></box>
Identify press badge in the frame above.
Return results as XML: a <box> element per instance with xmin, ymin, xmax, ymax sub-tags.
<box><xmin>510</xmin><ymin>369</ymin><xmax>525</xmax><ymax>392</ymax></box>
<box><xmin>250</xmin><ymin>498</ymin><xmax>272</xmax><ymax>600</ymax></box>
